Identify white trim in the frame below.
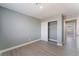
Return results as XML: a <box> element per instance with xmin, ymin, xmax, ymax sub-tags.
<box><xmin>49</xmin><ymin>39</ymin><xmax>57</xmax><ymax>42</ymax></box>
<box><xmin>64</xmin><ymin>17</ymin><xmax>77</xmax><ymax>21</ymax></box>
<box><xmin>57</xmin><ymin>43</ymin><xmax>63</xmax><ymax>46</ymax></box>
<box><xmin>64</xmin><ymin>18</ymin><xmax>77</xmax><ymax>45</ymax></box>
<box><xmin>0</xmin><ymin>39</ymin><xmax>40</xmax><ymax>55</ymax></box>
<box><xmin>48</xmin><ymin>19</ymin><xmax>57</xmax><ymax>22</ymax></box>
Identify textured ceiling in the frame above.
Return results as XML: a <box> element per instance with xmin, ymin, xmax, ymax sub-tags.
<box><xmin>0</xmin><ymin>3</ymin><xmax>79</xmax><ymax>19</ymax></box>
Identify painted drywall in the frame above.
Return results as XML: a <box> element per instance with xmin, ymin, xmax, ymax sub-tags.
<box><xmin>41</xmin><ymin>22</ymin><xmax>48</xmax><ymax>41</ymax></box>
<box><xmin>76</xmin><ymin>16</ymin><xmax>79</xmax><ymax>51</ymax></box>
<box><xmin>0</xmin><ymin>7</ymin><xmax>41</xmax><ymax>50</ymax></box>
<box><xmin>41</xmin><ymin>15</ymin><xmax>63</xmax><ymax>46</ymax></box>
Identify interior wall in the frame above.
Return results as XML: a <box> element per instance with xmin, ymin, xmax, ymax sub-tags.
<box><xmin>41</xmin><ymin>22</ymin><xmax>48</xmax><ymax>41</ymax></box>
<box><xmin>0</xmin><ymin>6</ymin><xmax>41</xmax><ymax>50</ymax></box>
<box><xmin>76</xmin><ymin>16</ymin><xmax>79</xmax><ymax>51</ymax></box>
<box><xmin>41</xmin><ymin>15</ymin><xmax>63</xmax><ymax>46</ymax></box>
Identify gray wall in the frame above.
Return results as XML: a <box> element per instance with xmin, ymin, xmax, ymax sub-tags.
<box><xmin>0</xmin><ymin>7</ymin><xmax>41</xmax><ymax>50</ymax></box>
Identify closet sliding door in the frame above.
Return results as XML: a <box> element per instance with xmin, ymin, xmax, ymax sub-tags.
<box><xmin>48</xmin><ymin>21</ymin><xmax>57</xmax><ymax>42</ymax></box>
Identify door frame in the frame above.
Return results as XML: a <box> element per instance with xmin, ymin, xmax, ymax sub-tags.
<box><xmin>48</xmin><ymin>21</ymin><xmax>57</xmax><ymax>42</ymax></box>
<box><xmin>64</xmin><ymin>18</ymin><xmax>77</xmax><ymax>45</ymax></box>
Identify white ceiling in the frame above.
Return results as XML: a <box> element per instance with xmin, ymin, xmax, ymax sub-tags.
<box><xmin>0</xmin><ymin>3</ymin><xmax>79</xmax><ymax>19</ymax></box>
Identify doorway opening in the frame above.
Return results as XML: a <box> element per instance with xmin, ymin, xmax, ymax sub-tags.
<box><xmin>48</xmin><ymin>21</ymin><xmax>57</xmax><ymax>43</ymax></box>
<box><xmin>64</xmin><ymin>20</ymin><xmax>77</xmax><ymax>50</ymax></box>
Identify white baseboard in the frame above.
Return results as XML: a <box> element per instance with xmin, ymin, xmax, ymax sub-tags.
<box><xmin>0</xmin><ymin>39</ymin><xmax>40</xmax><ymax>55</ymax></box>
<box><xmin>49</xmin><ymin>39</ymin><xmax>57</xmax><ymax>42</ymax></box>
<box><xmin>57</xmin><ymin>43</ymin><xmax>63</xmax><ymax>46</ymax></box>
